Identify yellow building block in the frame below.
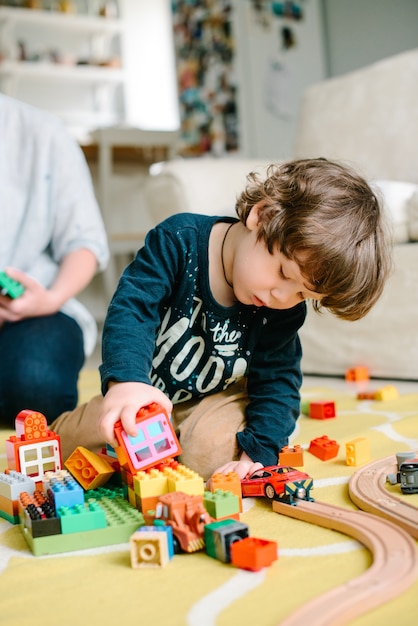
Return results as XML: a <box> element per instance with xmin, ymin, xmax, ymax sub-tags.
<box><xmin>375</xmin><ymin>384</ymin><xmax>399</xmax><ymax>401</ymax></box>
<box><xmin>163</xmin><ymin>464</ymin><xmax>204</xmax><ymax>495</ymax></box>
<box><xmin>130</xmin><ymin>529</ymin><xmax>170</xmax><ymax>568</ymax></box>
<box><xmin>65</xmin><ymin>447</ymin><xmax>115</xmax><ymax>489</ymax></box>
<box><xmin>133</xmin><ymin>469</ymin><xmax>168</xmax><ymax>498</ymax></box>
<box><xmin>345</xmin><ymin>438</ymin><xmax>370</xmax><ymax>466</ymax></box>
<box><xmin>127</xmin><ymin>486</ymin><xmax>137</xmax><ymax>508</ymax></box>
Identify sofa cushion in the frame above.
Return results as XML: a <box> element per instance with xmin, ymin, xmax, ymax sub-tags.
<box><xmin>146</xmin><ymin>159</ymin><xmax>418</xmax><ymax>245</ymax></box>
<box><xmin>299</xmin><ymin>242</ymin><xmax>418</xmax><ymax>379</ymax></box>
<box><xmin>407</xmin><ymin>189</ymin><xmax>418</xmax><ymax>241</ymax></box>
<box><xmin>146</xmin><ymin>159</ymin><xmax>273</xmax><ymax>224</ymax></box>
<box><xmin>294</xmin><ymin>49</ymin><xmax>418</xmax><ymax>184</ymax></box>
<box><xmin>372</xmin><ymin>179</ymin><xmax>418</xmax><ymax>243</ymax></box>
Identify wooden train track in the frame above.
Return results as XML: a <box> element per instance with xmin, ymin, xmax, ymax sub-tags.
<box><xmin>273</xmin><ymin>498</ymin><xmax>418</xmax><ymax>626</ymax></box>
<box><xmin>349</xmin><ymin>453</ymin><xmax>418</xmax><ymax>538</ymax></box>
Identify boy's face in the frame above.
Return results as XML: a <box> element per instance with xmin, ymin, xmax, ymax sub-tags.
<box><xmin>232</xmin><ymin>204</ymin><xmax>323</xmax><ymax>310</ymax></box>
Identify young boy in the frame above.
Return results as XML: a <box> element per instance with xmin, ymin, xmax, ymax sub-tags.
<box><xmin>52</xmin><ymin>158</ymin><xmax>392</xmax><ymax>481</ymax></box>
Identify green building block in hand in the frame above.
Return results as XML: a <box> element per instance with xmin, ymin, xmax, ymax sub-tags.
<box><xmin>0</xmin><ymin>271</ymin><xmax>25</xmax><ymax>298</ymax></box>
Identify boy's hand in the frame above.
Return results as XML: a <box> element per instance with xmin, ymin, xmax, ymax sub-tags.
<box><xmin>207</xmin><ymin>451</ymin><xmax>263</xmax><ymax>487</ymax></box>
<box><xmin>98</xmin><ymin>381</ymin><xmax>173</xmax><ymax>448</ymax></box>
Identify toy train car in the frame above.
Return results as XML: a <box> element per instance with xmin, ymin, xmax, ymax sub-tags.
<box><xmin>399</xmin><ymin>459</ymin><xmax>418</xmax><ymax>494</ymax></box>
<box><xmin>387</xmin><ymin>452</ymin><xmax>418</xmax><ymax>494</ymax></box>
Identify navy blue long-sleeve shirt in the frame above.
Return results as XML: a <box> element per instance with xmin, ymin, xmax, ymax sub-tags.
<box><xmin>100</xmin><ymin>213</ymin><xmax>306</xmax><ymax>467</ymax></box>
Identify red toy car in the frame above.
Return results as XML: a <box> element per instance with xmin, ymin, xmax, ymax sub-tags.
<box><xmin>240</xmin><ymin>465</ymin><xmax>313</xmax><ymax>502</ymax></box>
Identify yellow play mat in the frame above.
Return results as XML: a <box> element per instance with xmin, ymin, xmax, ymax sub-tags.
<box><xmin>0</xmin><ymin>371</ymin><xmax>417</xmax><ymax>626</ymax></box>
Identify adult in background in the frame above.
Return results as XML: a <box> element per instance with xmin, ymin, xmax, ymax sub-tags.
<box><xmin>0</xmin><ymin>93</ymin><xmax>109</xmax><ymax>426</ymax></box>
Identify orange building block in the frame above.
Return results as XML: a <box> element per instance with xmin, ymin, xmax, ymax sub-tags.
<box><xmin>65</xmin><ymin>447</ymin><xmax>115</xmax><ymax>490</ymax></box>
<box><xmin>230</xmin><ymin>537</ymin><xmax>278</xmax><ymax>571</ymax></box>
<box><xmin>209</xmin><ymin>472</ymin><xmax>242</xmax><ymax>512</ymax></box>
<box><xmin>136</xmin><ymin>494</ymin><xmax>162</xmax><ymax>514</ymax></box>
<box><xmin>279</xmin><ymin>445</ymin><xmax>304</xmax><ymax>467</ymax></box>
<box><xmin>357</xmin><ymin>391</ymin><xmax>376</xmax><ymax>400</ymax></box>
<box><xmin>345</xmin><ymin>366</ymin><xmax>369</xmax><ymax>382</ymax></box>
<box><xmin>308</xmin><ymin>435</ymin><xmax>339</xmax><ymax>461</ymax></box>
<box><xmin>309</xmin><ymin>401</ymin><xmax>336</xmax><ymax>420</ymax></box>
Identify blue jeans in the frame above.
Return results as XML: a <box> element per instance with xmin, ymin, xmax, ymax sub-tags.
<box><xmin>0</xmin><ymin>312</ymin><xmax>85</xmax><ymax>427</ymax></box>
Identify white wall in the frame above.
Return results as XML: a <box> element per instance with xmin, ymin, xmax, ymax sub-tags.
<box><xmin>122</xmin><ymin>0</ymin><xmax>179</xmax><ymax>130</ymax></box>
<box><xmin>323</xmin><ymin>0</ymin><xmax>418</xmax><ymax>77</ymax></box>
<box><xmin>232</xmin><ymin>0</ymin><xmax>418</xmax><ymax>160</ymax></box>
<box><xmin>112</xmin><ymin>0</ymin><xmax>418</xmax><ymax>164</ymax></box>
<box><xmin>233</xmin><ymin>0</ymin><xmax>326</xmax><ymax>159</ymax></box>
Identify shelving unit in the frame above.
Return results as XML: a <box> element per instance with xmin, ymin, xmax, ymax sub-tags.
<box><xmin>0</xmin><ymin>5</ymin><xmax>125</xmax><ymax>142</ymax></box>
<box><xmin>0</xmin><ymin>59</ymin><xmax>124</xmax><ymax>81</ymax></box>
<box><xmin>0</xmin><ymin>6</ymin><xmax>122</xmax><ymax>31</ymax></box>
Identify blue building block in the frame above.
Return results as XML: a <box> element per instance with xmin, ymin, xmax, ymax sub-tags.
<box><xmin>44</xmin><ymin>471</ymin><xmax>85</xmax><ymax>510</ymax></box>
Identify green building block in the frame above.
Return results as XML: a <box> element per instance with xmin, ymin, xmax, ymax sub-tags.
<box><xmin>59</xmin><ymin>501</ymin><xmax>107</xmax><ymax>534</ymax></box>
<box><xmin>300</xmin><ymin>399</ymin><xmax>310</xmax><ymax>416</ymax></box>
<box><xmin>203</xmin><ymin>489</ymin><xmax>240</xmax><ymax>519</ymax></box>
<box><xmin>0</xmin><ymin>271</ymin><xmax>25</xmax><ymax>298</ymax></box>
<box><xmin>0</xmin><ymin>509</ymin><xmax>19</xmax><ymax>524</ymax></box>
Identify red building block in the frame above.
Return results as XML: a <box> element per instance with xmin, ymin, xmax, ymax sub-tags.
<box><xmin>230</xmin><ymin>537</ymin><xmax>278</xmax><ymax>571</ymax></box>
<box><xmin>309</xmin><ymin>401</ymin><xmax>336</xmax><ymax>420</ymax></box>
<box><xmin>6</xmin><ymin>410</ymin><xmax>61</xmax><ymax>482</ymax></box>
<box><xmin>114</xmin><ymin>403</ymin><xmax>182</xmax><ymax>475</ymax></box>
<box><xmin>308</xmin><ymin>435</ymin><xmax>339</xmax><ymax>461</ymax></box>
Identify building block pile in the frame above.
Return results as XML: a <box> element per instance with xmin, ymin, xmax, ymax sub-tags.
<box><xmin>1</xmin><ymin>402</ymin><xmax>278</xmax><ymax>571</ymax></box>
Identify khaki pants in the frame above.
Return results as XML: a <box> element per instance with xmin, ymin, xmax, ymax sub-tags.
<box><xmin>51</xmin><ymin>380</ymin><xmax>248</xmax><ymax>481</ymax></box>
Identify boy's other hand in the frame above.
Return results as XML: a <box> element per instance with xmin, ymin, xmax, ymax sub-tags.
<box><xmin>98</xmin><ymin>381</ymin><xmax>173</xmax><ymax>448</ymax></box>
<box><xmin>207</xmin><ymin>450</ymin><xmax>263</xmax><ymax>486</ymax></box>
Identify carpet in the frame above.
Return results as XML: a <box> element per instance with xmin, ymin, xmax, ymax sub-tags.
<box><xmin>0</xmin><ymin>372</ymin><xmax>417</xmax><ymax>626</ymax></box>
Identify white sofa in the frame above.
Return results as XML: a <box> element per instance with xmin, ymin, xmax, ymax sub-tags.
<box><xmin>144</xmin><ymin>48</ymin><xmax>418</xmax><ymax>380</ymax></box>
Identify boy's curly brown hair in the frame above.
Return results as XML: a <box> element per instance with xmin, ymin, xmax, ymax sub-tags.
<box><xmin>235</xmin><ymin>158</ymin><xmax>392</xmax><ymax>321</ymax></box>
